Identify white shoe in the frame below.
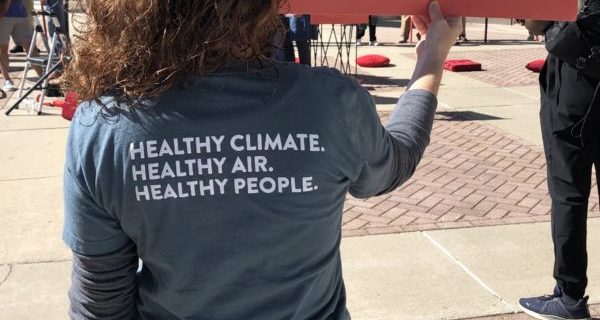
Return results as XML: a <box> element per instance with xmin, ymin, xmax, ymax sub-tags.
<box><xmin>2</xmin><ymin>80</ymin><xmax>16</xmax><ymax>91</ymax></box>
<box><xmin>369</xmin><ymin>41</ymin><xmax>379</xmax><ymax>46</ymax></box>
<box><xmin>355</xmin><ymin>40</ymin><xmax>363</xmax><ymax>46</ymax></box>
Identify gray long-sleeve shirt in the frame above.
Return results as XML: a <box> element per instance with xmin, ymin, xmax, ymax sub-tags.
<box><xmin>64</xmin><ymin>62</ymin><xmax>437</xmax><ymax>320</ymax></box>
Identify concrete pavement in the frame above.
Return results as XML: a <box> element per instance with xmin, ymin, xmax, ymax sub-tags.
<box><xmin>1</xmin><ymin>20</ymin><xmax>600</xmax><ymax>319</ymax></box>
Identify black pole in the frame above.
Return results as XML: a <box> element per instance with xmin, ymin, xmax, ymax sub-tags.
<box><xmin>484</xmin><ymin>18</ymin><xmax>489</xmax><ymax>43</ymax></box>
<box><xmin>5</xmin><ymin>62</ymin><xmax>62</xmax><ymax>116</ymax></box>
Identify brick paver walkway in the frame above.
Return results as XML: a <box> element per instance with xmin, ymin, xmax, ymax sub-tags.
<box><xmin>403</xmin><ymin>47</ymin><xmax>547</xmax><ymax>88</ymax></box>
<box><xmin>445</xmin><ymin>47</ymin><xmax>548</xmax><ymax>87</ymax></box>
<box><xmin>341</xmin><ymin>111</ymin><xmax>600</xmax><ymax>237</ymax></box>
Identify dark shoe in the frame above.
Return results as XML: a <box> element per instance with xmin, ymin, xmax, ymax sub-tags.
<box><xmin>9</xmin><ymin>45</ymin><xmax>24</xmax><ymax>54</ymax></box>
<box><xmin>519</xmin><ymin>286</ymin><xmax>591</xmax><ymax>320</ymax></box>
<box><xmin>527</xmin><ymin>35</ymin><xmax>536</xmax><ymax>41</ymax></box>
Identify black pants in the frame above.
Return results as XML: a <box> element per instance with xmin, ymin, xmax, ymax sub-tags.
<box><xmin>541</xmin><ymin>54</ymin><xmax>600</xmax><ymax>299</ymax></box>
<box><xmin>356</xmin><ymin>24</ymin><xmax>377</xmax><ymax>42</ymax></box>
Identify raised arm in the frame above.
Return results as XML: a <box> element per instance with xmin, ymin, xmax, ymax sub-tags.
<box><xmin>348</xmin><ymin>1</ymin><xmax>462</xmax><ymax>197</ymax></box>
<box><xmin>408</xmin><ymin>1</ymin><xmax>463</xmax><ymax>95</ymax></box>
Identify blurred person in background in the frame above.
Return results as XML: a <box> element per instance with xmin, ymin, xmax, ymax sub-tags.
<box><xmin>0</xmin><ymin>0</ymin><xmax>38</xmax><ymax>91</ymax></box>
<box><xmin>356</xmin><ymin>15</ymin><xmax>378</xmax><ymax>46</ymax></box>
<box><xmin>399</xmin><ymin>15</ymin><xmax>412</xmax><ymax>43</ymax></box>
<box><xmin>40</xmin><ymin>0</ymin><xmax>65</xmax><ymax>51</ymax></box>
<box><xmin>276</xmin><ymin>14</ymin><xmax>315</xmax><ymax>66</ymax></box>
<box><xmin>8</xmin><ymin>0</ymin><xmax>29</xmax><ymax>53</ymax></box>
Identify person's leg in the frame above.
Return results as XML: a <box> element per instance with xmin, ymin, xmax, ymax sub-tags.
<box><xmin>356</xmin><ymin>24</ymin><xmax>366</xmax><ymax>41</ymax></box>
<box><xmin>295</xmin><ymin>40</ymin><xmax>310</xmax><ymax>66</ymax></box>
<box><xmin>399</xmin><ymin>16</ymin><xmax>411</xmax><ymax>43</ymax></box>
<box><xmin>549</xmin><ymin>126</ymin><xmax>595</xmax><ymax>301</ymax></box>
<box><xmin>284</xmin><ymin>39</ymin><xmax>295</xmax><ymax>62</ymax></box>
<box><xmin>545</xmin><ymin>59</ymin><xmax>600</xmax><ymax>301</ymax></box>
<box><xmin>519</xmin><ymin>55</ymin><xmax>595</xmax><ymax>320</ymax></box>
<box><xmin>45</xmin><ymin>0</ymin><xmax>66</xmax><ymax>53</ymax></box>
<box><xmin>0</xmin><ymin>44</ymin><xmax>12</xmax><ymax>82</ymax></box>
<box><xmin>0</xmin><ymin>18</ymin><xmax>15</xmax><ymax>83</ymax></box>
<box><xmin>369</xmin><ymin>23</ymin><xmax>377</xmax><ymax>43</ymax></box>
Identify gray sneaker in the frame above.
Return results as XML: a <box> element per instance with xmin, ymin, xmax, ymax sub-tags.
<box><xmin>519</xmin><ymin>286</ymin><xmax>591</xmax><ymax>320</ymax></box>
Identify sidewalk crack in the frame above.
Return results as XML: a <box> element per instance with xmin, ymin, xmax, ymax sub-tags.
<box><xmin>0</xmin><ymin>264</ymin><xmax>14</xmax><ymax>288</ymax></box>
<box><xmin>421</xmin><ymin>231</ymin><xmax>518</xmax><ymax>314</ymax></box>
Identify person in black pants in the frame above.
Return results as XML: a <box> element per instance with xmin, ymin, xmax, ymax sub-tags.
<box><xmin>356</xmin><ymin>16</ymin><xmax>378</xmax><ymax>46</ymax></box>
<box><xmin>274</xmin><ymin>15</ymin><xmax>316</xmax><ymax>66</ymax></box>
<box><xmin>519</xmin><ymin>1</ymin><xmax>600</xmax><ymax>319</ymax></box>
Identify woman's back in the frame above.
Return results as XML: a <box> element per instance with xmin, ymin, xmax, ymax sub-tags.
<box><xmin>62</xmin><ymin>1</ymin><xmax>462</xmax><ymax>318</ymax></box>
<box><xmin>64</xmin><ymin>63</ymin><xmax>393</xmax><ymax>319</ymax></box>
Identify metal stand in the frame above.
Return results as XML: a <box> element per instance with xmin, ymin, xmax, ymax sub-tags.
<box><xmin>312</xmin><ymin>24</ymin><xmax>357</xmax><ymax>75</ymax></box>
<box><xmin>4</xmin><ymin>62</ymin><xmax>61</xmax><ymax>116</ymax></box>
<box><xmin>6</xmin><ymin>5</ymin><xmax>69</xmax><ymax>116</ymax></box>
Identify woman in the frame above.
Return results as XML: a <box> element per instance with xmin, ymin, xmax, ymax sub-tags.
<box><xmin>62</xmin><ymin>1</ymin><xmax>461</xmax><ymax>319</ymax></box>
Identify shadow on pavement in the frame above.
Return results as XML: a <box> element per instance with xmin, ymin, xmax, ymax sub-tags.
<box><xmin>436</xmin><ymin>110</ymin><xmax>505</xmax><ymax>121</ymax></box>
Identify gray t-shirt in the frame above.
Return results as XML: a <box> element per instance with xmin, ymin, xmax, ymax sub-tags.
<box><xmin>63</xmin><ymin>62</ymin><xmax>437</xmax><ymax>319</ymax></box>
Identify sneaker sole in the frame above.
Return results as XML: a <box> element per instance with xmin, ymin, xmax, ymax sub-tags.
<box><xmin>519</xmin><ymin>304</ymin><xmax>591</xmax><ymax>320</ymax></box>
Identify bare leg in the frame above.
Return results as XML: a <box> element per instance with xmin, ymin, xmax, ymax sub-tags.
<box><xmin>0</xmin><ymin>44</ymin><xmax>11</xmax><ymax>81</ymax></box>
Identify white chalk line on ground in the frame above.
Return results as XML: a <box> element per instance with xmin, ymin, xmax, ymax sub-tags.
<box><xmin>421</xmin><ymin>231</ymin><xmax>519</xmax><ymax>314</ymax></box>
<box><xmin>0</xmin><ymin>259</ymin><xmax>71</xmax><ymax>268</ymax></box>
<box><xmin>502</xmin><ymin>87</ymin><xmax>541</xmax><ymax>102</ymax></box>
<box><xmin>0</xmin><ymin>175</ymin><xmax>61</xmax><ymax>183</ymax></box>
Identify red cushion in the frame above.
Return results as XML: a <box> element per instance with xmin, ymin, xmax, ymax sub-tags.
<box><xmin>444</xmin><ymin>59</ymin><xmax>482</xmax><ymax>72</ymax></box>
<box><xmin>357</xmin><ymin>54</ymin><xmax>390</xmax><ymax>68</ymax></box>
<box><xmin>526</xmin><ymin>59</ymin><xmax>546</xmax><ymax>73</ymax></box>
<box><xmin>60</xmin><ymin>92</ymin><xmax>79</xmax><ymax>121</ymax></box>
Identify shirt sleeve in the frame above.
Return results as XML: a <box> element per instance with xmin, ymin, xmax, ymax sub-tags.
<box><xmin>348</xmin><ymin>89</ymin><xmax>438</xmax><ymax>198</ymax></box>
<box><xmin>63</xmin><ymin>163</ymin><xmax>130</xmax><ymax>256</ymax></box>
<box><xmin>69</xmin><ymin>242</ymin><xmax>139</xmax><ymax>320</ymax></box>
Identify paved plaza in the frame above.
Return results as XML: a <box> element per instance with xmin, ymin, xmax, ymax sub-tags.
<box><xmin>1</xmin><ymin>20</ymin><xmax>600</xmax><ymax>319</ymax></box>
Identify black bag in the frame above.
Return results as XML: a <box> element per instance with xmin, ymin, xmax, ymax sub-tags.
<box><xmin>546</xmin><ymin>1</ymin><xmax>600</xmax><ymax>79</ymax></box>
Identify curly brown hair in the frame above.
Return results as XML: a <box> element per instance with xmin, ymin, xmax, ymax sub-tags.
<box><xmin>63</xmin><ymin>0</ymin><xmax>284</xmax><ymax>102</ymax></box>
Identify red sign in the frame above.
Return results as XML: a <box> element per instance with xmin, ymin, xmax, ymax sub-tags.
<box><xmin>285</xmin><ymin>0</ymin><xmax>578</xmax><ymax>21</ymax></box>
<box><xmin>311</xmin><ymin>15</ymin><xmax>370</xmax><ymax>25</ymax></box>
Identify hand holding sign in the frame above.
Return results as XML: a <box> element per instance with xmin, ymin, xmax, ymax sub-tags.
<box><xmin>406</xmin><ymin>2</ymin><xmax>462</xmax><ymax>95</ymax></box>
<box><xmin>412</xmin><ymin>2</ymin><xmax>462</xmax><ymax>58</ymax></box>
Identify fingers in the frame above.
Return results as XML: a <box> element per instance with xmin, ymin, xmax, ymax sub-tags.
<box><xmin>411</xmin><ymin>15</ymin><xmax>429</xmax><ymax>36</ymax></box>
<box><xmin>428</xmin><ymin>1</ymin><xmax>445</xmax><ymax>22</ymax></box>
<box><xmin>446</xmin><ymin>16</ymin><xmax>463</xmax><ymax>38</ymax></box>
